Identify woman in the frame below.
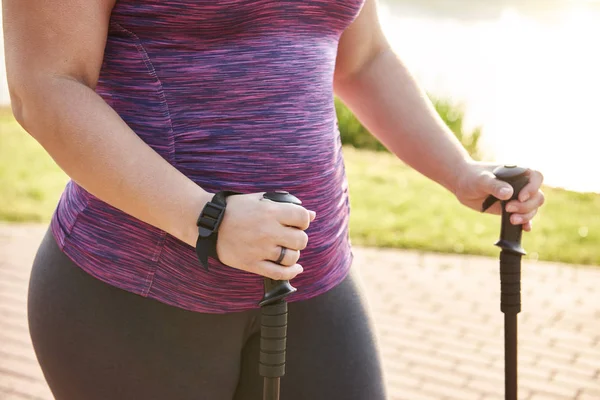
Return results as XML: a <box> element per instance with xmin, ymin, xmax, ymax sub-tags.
<box><xmin>3</xmin><ymin>0</ymin><xmax>544</xmax><ymax>399</ymax></box>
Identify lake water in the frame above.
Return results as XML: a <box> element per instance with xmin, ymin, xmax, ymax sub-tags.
<box><xmin>1</xmin><ymin>1</ymin><xmax>599</xmax><ymax>193</ymax></box>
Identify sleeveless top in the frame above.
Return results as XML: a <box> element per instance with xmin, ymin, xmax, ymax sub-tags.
<box><xmin>50</xmin><ymin>0</ymin><xmax>365</xmax><ymax>313</ymax></box>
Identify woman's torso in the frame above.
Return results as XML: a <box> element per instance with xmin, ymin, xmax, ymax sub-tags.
<box><xmin>51</xmin><ymin>0</ymin><xmax>364</xmax><ymax>313</ymax></box>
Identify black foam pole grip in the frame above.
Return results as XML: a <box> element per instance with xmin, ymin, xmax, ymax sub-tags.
<box><xmin>500</xmin><ymin>252</ymin><xmax>522</xmax><ymax>314</ymax></box>
<box><xmin>259</xmin><ymin>301</ymin><xmax>288</xmax><ymax>378</ymax></box>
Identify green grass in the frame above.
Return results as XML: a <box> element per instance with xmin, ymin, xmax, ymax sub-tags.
<box><xmin>2</xmin><ymin>110</ymin><xmax>599</xmax><ymax>265</ymax></box>
<box><xmin>0</xmin><ymin>113</ymin><xmax>69</xmax><ymax>222</ymax></box>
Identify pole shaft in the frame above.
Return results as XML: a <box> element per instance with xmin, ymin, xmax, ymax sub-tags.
<box><xmin>505</xmin><ymin>314</ymin><xmax>518</xmax><ymax>400</ymax></box>
<box><xmin>263</xmin><ymin>377</ymin><xmax>280</xmax><ymax>400</ymax></box>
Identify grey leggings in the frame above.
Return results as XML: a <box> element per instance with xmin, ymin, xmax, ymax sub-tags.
<box><xmin>28</xmin><ymin>229</ymin><xmax>387</xmax><ymax>400</ymax></box>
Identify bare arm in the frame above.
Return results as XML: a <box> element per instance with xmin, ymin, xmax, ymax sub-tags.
<box><xmin>333</xmin><ymin>0</ymin><xmax>471</xmax><ymax>193</ymax></box>
<box><xmin>3</xmin><ymin>0</ymin><xmax>211</xmax><ymax>247</ymax></box>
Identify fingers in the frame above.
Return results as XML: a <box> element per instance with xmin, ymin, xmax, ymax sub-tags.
<box><xmin>259</xmin><ymin>193</ymin><xmax>316</xmax><ymax>228</ymax></box>
<box><xmin>274</xmin><ymin>227</ymin><xmax>309</xmax><ymax>251</ymax></box>
<box><xmin>269</xmin><ymin>245</ymin><xmax>301</xmax><ymax>266</ymax></box>
<box><xmin>253</xmin><ymin>260</ymin><xmax>303</xmax><ymax>281</ymax></box>
<box><xmin>505</xmin><ymin>189</ymin><xmax>545</xmax><ymax>224</ymax></box>
<box><xmin>273</xmin><ymin>202</ymin><xmax>315</xmax><ymax>230</ymax></box>
<box><xmin>505</xmin><ymin>189</ymin><xmax>545</xmax><ymax>213</ymax></box>
<box><xmin>510</xmin><ymin>207</ymin><xmax>538</xmax><ymax>226</ymax></box>
<box><xmin>517</xmin><ymin>169</ymin><xmax>544</xmax><ymax>202</ymax></box>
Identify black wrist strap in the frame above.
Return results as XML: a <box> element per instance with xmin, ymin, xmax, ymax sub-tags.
<box><xmin>195</xmin><ymin>190</ymin><xmax>241</xmax><ymax>271</ymax></box>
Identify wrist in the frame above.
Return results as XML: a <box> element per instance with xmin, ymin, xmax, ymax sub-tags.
<box><xmin>445</xmin><ymin>156</ymin><xmax>474</xmax><ymax>197</ymax></box>
<box><xmin>194</xmin><ymin>190</ymin><xmax>243</xmax><ymax>270</ymax></box>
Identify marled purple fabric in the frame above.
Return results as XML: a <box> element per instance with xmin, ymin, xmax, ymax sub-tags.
<box><xmin>50</xmin><ymin>0</ymin><xmax>364</xmax><ymax>313</ymax></box>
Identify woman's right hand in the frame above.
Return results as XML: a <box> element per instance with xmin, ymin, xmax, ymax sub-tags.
<box><xmin>215</xmin><ymin>192</ymin><xmax>316</xmax><ymax>280</ymax></box>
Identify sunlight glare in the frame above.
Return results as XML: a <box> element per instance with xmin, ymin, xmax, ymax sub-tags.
<box><xmin>379</xmin><ymin>2</ymin><xmax>600</xmax><ymax>193</ymax></box>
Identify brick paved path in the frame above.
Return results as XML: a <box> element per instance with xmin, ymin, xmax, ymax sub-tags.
<box><xmin>1</xmin><ymin>224</ymin><xmax>599</xmax><ymax>400</ymax></box>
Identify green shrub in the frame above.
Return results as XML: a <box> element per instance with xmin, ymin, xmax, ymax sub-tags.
<box><xmin>335</xmin><ymin>95</ymin><xmax>483</xmax><ymax>160</ymax></box>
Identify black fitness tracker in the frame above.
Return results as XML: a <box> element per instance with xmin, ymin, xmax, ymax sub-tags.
<box><xmin>195</xmin><ymin>190</ymin><xmax>241</xmax><ymax>270</ymax></box>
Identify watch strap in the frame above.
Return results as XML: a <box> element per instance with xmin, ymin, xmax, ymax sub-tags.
<box><xmin>195</xmin><ymin>190</ymin><xmax>242</xmax><ymax>271</ymax></box>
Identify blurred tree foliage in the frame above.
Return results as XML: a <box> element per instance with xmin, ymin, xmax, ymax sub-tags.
<box><xmin>335</xmin><ymin>95</ymin><xmax>483</xmax><ymax>160</ymax></box>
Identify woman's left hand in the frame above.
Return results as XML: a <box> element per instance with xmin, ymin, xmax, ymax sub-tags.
<box><xmin>453</xmin><ymin>161</ymin><xmax>545</xmax><ymax>232</ymax></box>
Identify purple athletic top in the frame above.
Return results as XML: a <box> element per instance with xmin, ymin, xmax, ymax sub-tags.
<box><xmin>50</xmin><ymin>0</ymin><xmax>364</xmax><ymax>313</ymax></box>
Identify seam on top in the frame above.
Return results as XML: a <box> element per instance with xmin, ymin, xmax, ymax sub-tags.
<box><xmin>144</xmin><ymin>232</ymin><xmax>168</xmax><ymax>297</ymax></box>
<box><xmin>111</xmin><ymin>22</ymin><xmax>177</xmax><ymax>165</ymax></box>
<box><xmin>62</xmin><ymin>184</ymin><xmax>91</xmax><ymax>245</ymax></box>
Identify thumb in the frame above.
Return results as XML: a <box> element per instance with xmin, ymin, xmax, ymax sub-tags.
<box><xmin>481</xmin><ymin>173</ymin><xmax>513</xmax><ymax>200</ymax></box>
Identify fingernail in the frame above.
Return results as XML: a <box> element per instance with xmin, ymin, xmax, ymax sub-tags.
<box><xmin>506</xmin><ymin>205</ymin><xmax>518</xmax><ymax>213</ymax></box>
<box><xmin>499</xmin><ymin>187</ymin><xmax>512</xmax><ymax>197</ymax></box>
<box><xmin>520</xmin><ymin>193</ymin><xmax>530</xmax><ymax>202</ymax></box>
<box><xmin>513</xmin><ymin>216</ymin><xmax>523</xmax><ymax>224</ymax></box>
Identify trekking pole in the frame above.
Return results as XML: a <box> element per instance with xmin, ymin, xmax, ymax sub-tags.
<box><xmin>258</xmin><ymin>191</ymin><xmax>302</xmax><ymax>400</ymax></box>
<box><xmin>482</xmin><ymin>165</ymin><xmax>529</xmax><ymax>400</ymax></box>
